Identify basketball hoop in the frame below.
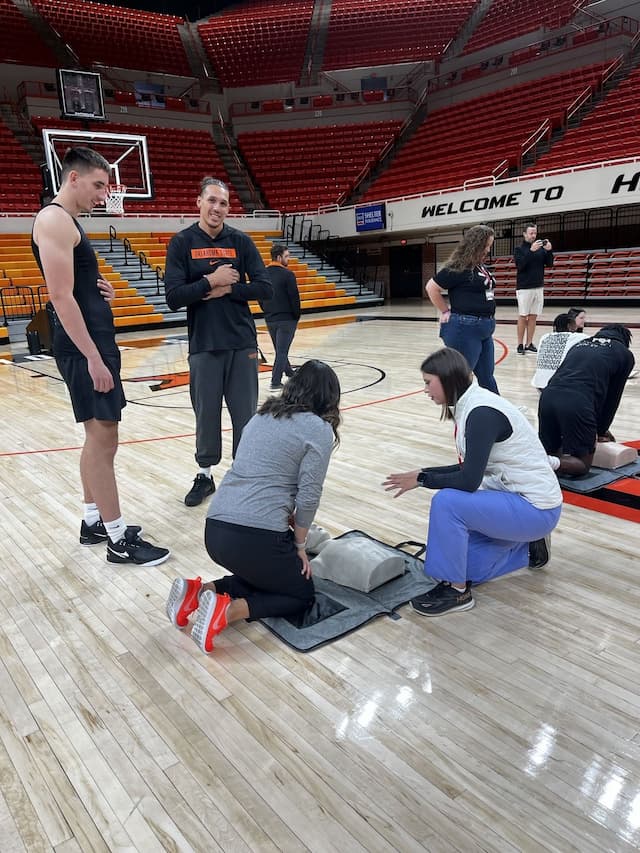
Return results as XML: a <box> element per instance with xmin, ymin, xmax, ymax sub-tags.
<box><xmin>105</xmin><ymin>184</ymin><xmax>127</xmax><ymax>215</ymax></box>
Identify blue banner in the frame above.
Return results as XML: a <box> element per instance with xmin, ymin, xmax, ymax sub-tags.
<box><xmin>355</xmin><ymin>202</ymin><xmax>387</xmax><ymax>232</ymax></box>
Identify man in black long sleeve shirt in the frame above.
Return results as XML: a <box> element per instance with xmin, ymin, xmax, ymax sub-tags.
<box><xmin>164</xmin><ymin>177</ymin><xmax>273</xmax><ymax>506</ymax></box>
<box><xmin>538</xmin><ymin>325</ymin><xmax>635</xmax><ymax>476</ymax></box>
<box><xmin>259</xmin><ymin>244</ymin><xmax>301</xmax><ymax>390</ymax></box>
<box><xmin>513</xmin><ymin>223</ymin><xmax>553</xmax><ymax>354</ymax></box>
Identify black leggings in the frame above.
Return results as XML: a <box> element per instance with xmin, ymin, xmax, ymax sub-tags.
<box><xmin>205</xmin><ymin>518</ymin><xmax>315</xmax><ymax>620</ymax></box>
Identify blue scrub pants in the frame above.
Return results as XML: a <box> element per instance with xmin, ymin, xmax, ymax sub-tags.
<box><xmin>425</xmin><ymin>488</ymin><xmax>562</xmax><ymax>585</ymax></box>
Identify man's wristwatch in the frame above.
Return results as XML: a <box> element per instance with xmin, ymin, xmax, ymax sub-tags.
<box><xmin>416</xmin><ymin>470</ymin><xmax>430</xmax><ymax>487</ymax></box>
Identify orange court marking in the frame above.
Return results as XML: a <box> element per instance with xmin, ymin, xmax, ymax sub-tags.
<box><xmin>0</xmin><ymin>336</ymin><xmax>510</xmax><ymax>457</ymax></box>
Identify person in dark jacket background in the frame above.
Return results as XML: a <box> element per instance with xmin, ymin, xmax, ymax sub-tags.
<box><xmin>514</xmin><ymin>223</ymin><xmax>554</xmax><ymax>354</ymax></box>
<box><xmin>538</xmin><ymin>325</ymin><xmax>635</xmax><ymax>476</ymax></box>
<box><xmin>259</xmin><ymin>244</ymin><xmax>301</xmax><ymax>390</ymax></box>
<box><xmin>164</xmin><ymin>177</ymin><xmax>273</xmax><ymax>507</ymax></box>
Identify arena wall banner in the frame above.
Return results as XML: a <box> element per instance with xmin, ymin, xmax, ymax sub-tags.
<box><xmin>315</xmin><ymin>161</ymin><xmax>640</xmax><ymax>238</ymax></box>
<box><xmin>355</xmin><ymin>202</ymin><xmax>386</xmax><ymax>232</ymax></box>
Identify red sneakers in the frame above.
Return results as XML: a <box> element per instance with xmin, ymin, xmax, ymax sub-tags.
<box><xmin>191</xmin><ymin>589</ymin><xmax>231</xmax><ymax>653</ymax></box>
<box><xmin>166</xmin><ymin>577</ymin><xmax>202</xmax><ymax>628</ymax></box>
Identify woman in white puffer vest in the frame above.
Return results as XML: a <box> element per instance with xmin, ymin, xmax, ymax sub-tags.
<box><xmin>384</xmin><ymin>347</ymin><xmax>562</xmax><ymax>617</ymax></box>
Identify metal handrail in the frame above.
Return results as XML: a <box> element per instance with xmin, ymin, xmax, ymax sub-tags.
<box><xmin>138</xmin><ymin>251</ymin><xmax>148</xmax><ymax>280</ymax></box>
<box><xmin>36</xmin><ymin>284</ymin><xmax>48</xmax><ymax>311</ymax></box>
<box><xmin>0</xmin><ymin>286</ymin><xmax>36</xmax><ymax>325</ymax></box>
<box><xmin>109</xmin><ymin>224</ymin><xmax>117</xmax><ymax>253</ymax></box>
<box><xmin>519</xmin><ymin>119</ymin><xmax>551</xmax><ymax>169</ymax></box>
<box><xmin>601</xmin><ymin>54</ymin><xmax>623</xmax><ymax>86</ymax></box>
<box><xmin>565</xmin><ymin>85</ymin><xmax>594</xmax><ymax>124</ymax></box>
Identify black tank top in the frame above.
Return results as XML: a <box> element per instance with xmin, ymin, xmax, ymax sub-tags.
<box><xmin>31</xmin><ymin>203</ymin><xmax>117</xmax><ymax>357</ymax></box>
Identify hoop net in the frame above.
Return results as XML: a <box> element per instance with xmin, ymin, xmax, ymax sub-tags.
<box><xmin>105</xmin><ymin>184</ymin><xmax>127</xmax><ymax>215</ymax></box>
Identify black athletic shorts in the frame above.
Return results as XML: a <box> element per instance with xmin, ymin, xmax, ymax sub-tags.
<box><xmin>56</xmin><ymin>350</ymin><xmax>126</xmax><ymax>423</ymax></box>
<box><xmin>538</xmin><ymin>387</ymin><xmax>597</xmax><ymax>458</ymax></box>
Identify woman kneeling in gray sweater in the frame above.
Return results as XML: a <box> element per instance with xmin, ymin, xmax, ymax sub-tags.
<box><xmin>166</xmin><ymin>359</ymin><xmax>341</xmax><ymax>652</ymax></box>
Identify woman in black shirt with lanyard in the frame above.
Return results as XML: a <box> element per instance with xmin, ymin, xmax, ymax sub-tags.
<box><xmin>426</xmin><ymin>225</ymin><xmax>499</xmax><ymax>394</ymax></box>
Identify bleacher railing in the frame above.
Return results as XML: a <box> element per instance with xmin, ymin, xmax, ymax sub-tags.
<box><xmin>0</xmin><ymin>286</ymin><xmax>36</xmax><ymax>325</ymax></box>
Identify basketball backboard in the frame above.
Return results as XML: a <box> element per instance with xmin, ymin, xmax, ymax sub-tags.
<box><xmin>41</xmin><ymin>128</ymin><xmax>152</xmax><ymax>204</ymax></box>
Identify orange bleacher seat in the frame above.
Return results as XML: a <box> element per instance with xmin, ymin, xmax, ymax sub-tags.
<box><xmin>31</xmin><ymin>0</ymin><xmax>190</xmax><ymax>76</ymax></box>
<box><xmin>198</xmin><ymin>0</ymin><xmax>314</xmax><ymax>87</ymax></box>
<box><xmin>239</xmin><ymin>120</ymin><xmax>401</xmax><ymax>212</ymax></box>
<box><xmin>531</xmin><ymin>64</ymin><xmax>640</xmax><ymax>173</ymax></box>
<box><xmin>363</xmin><ymin>63</ymin><xmax>606</xmax><ymax>203</ymax></box>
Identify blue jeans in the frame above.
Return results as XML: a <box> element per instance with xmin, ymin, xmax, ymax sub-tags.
<box><xmin>439</xmin><ymin>313</ymin><xmax>499</xmax><ymax>394</ymax></box>
<box><xmin>425</xmin><ymin>488</ymin><xmax>562</xmax><ymax>585</ymax></box>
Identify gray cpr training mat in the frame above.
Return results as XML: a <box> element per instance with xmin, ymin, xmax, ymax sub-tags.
<box><xmin>558</xmin><ymin>457</ymin><xmax>640</xmax><ymax>493</ymax></box>
<box><xmin>260</xmin><ymin>530</ymin><xmax>435</xmax><ymax>652</ymax></box>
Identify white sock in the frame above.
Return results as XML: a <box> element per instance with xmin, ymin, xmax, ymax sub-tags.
<box><xmin>198</xmin><ymin>467</ymin><xmax>211</xmax><ymax>477</ymax></box>
<box><xmin>548</xmin><ymin>455</ymin><xmax>561</xmax><ymax>471</ymax></box>
<box><xmin>104</xmin><ymin>517</ymin><xmax>127</xmax><ymax>544</ymax></box>
<box><xmin>451</xmin><ymin>584</ymin><xmax>466</xmax><ymax>592</ymax></box>
<box><xmin>83</xmin><ymin>502</ymin><xmax>100</xmax><ymax>526</ymax></box>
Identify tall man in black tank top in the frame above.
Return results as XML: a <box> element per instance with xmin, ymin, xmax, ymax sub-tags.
<box><xmin>31</xmin><ymin>147</ymin><xmax>169</xmax><ymax>567</ymax></box>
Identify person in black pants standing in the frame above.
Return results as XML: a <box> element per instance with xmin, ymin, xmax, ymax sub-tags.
<box><xmin>514</xmin><ymin>223</ymin><xmax>553</xmax><ymax>354</ymax></box>
<box><xmin>260</xmin><ymin>243</ymin><xmax>301</xmax><ymax>390</ymax></box>
<box><xmin>164</xmin><ymin>178</ymin><xmax>273</xmax><ymax>507</ymax></box>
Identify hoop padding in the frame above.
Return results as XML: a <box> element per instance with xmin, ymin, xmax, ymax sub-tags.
<box><xmin>105</xmin><ymin>185</ymin><xmax>127</xmax><ymax>214</ymax></box>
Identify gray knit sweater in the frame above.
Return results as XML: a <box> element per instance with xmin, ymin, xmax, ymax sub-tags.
<box><xmin>207</xmin><ymin>411</ymin><xmax>334</xmax><ymax>531</ymax></box>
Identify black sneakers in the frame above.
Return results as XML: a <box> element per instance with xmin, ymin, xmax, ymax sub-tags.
<box><xmin>106</xmin><ymin>528</ymin><xmax>170</xmax><ymax>567</ymax></box>
<box><xmin>411</xmin><ymin>582</ymin><xmax>475</xmax><ymax>617</ymax></box>
<box><xmin>80</xmin><ymin>518</ymin><xmax>142</xmax><ymax>545</ymax></box>
<box><xmin>184</xmin><ymin>474</ymin><xmax>215</xmax><ymax>507</ymax></box>
<box><xmin>526</xmin><ymin>343</ymin><xmax>538</xmax><ymax>353</ymax></box>
<box><xmin>528</xmin><ymin>536</ymin><xmax>550</xmax><ymax>570</ymax></box>
<box><xmin>517</xmin><ymin>344</ymin><xmax>525</xmax><ymax>354</ymax></box>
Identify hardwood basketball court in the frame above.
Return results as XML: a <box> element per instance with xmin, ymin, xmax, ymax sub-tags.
<box><xmin>0</xmin><ymin>304</ymin><xmax>639</xmax><ymax>851</ymax></box>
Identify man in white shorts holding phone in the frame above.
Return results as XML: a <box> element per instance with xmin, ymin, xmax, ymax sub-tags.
<box><xmin>514</xmin><ymin>223</ymin><xmax>554</xmax><ymax>355</ymax></box>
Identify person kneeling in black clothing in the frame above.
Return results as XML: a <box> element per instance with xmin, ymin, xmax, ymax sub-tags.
<box><xmin>539</xmin><ymin>324</ymin><xmax>634</xmax><ymax>476</ymax></box>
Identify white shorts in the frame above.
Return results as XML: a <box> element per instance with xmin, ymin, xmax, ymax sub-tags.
<box><xmin>516</xmin><ymin>287</ymin><xmax>544</xmax><ymax>316</ymax></box>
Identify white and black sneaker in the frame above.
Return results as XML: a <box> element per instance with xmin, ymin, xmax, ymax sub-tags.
<box><xmin>106</xmin><ymin>528</ymin><xmax>170</xmax><ymax>567</ymax></box>
<box><xmin>80</xmin><ymin>518</ymin><xmax>142</xmax><ymax>545</ymax></box>
<box><xmin>528</xmin><ymin>536</ymin><xmax>550</xmax><ymax>570</ymax></box>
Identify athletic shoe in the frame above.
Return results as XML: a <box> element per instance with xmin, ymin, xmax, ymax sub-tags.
<box><xmin>106</xmin><ymin>528</ymin><xmax>170</xmax><ymax>567</ymax></box>
<box><xmin>80</xmin><ymin>518</ymin><xmax>142</xmax><ymax>545</ymax></box>
<box><xmin>410</xmin><ymin>582</ymin><xmax>475</xmax><ymax>616</ymax></box>
<box><xmin>528</xmin><ymin>536</ymin><xmax>550</xmax><ymax>570</ymax></box>
<box><xmin>191</xmin><ymin>589</ymin><xmax>231</xmax><ymax>652</ymax></box>
<box><xmin>166</xmin><ymin>576</ymin><xmax>202</xmax><ymax>628</ymax></box>
<box><xmin>268</xmin><ymin>383</ymin><xmax>284</xmax><ymax>391</ymax></box>
<box><xmin>184</xmin><ymin>474</ymin><xmax>215</xmax><ymax>507</ymax></box>
<box><xmin>517</xmin><ymin>344</ymin><xmax>525</xmax><ymax>355</ymax></box>
<box><xmin>526</xmin><ymin>343</ymin><xmax>538</xmax><ymax>353</ymax></box>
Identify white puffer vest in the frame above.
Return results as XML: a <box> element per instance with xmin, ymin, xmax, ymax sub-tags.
<box><xmin>454</xmin><ymin>383</ymin><xmax>562</xmax><ymax>510</ymax></box>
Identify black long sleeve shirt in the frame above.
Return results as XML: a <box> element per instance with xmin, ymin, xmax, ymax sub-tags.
<box><xmin>259</xmin><ymin>263</ymin><xmax>301</xmax><ymax>321</ymax></box>
<box><xmin>419</xmin><ymin>407</ymin><xmax>512</xmax><ymax>491</ymax></box>
<box><xmin>514</xmin><ymin>241</ymin><xmax>554</xmax><ymax>289</ymax></box>
<box><xmin>164</xmin><ymin>223</ymin><xmax>273</xmax><ymax>353</ymax></box>
<box><xmin>543</xmin><ymin>335</ymin><xmax>635</xmax><ymax>435</ymax></box>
